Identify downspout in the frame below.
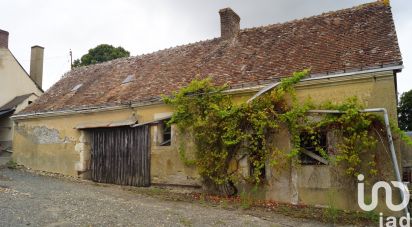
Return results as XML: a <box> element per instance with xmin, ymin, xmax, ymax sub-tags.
<box><xmin>308</xmin><ymin>109</ymin><xmax>409</xmax><ymax>216</ymax></box>
<box><xmin>247</xmin><ymin>82</ymin><xmax>280</xmax><ymax>103</ymax></box>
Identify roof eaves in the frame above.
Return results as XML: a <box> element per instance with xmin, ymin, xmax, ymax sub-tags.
<box><xmin>13</xmin><ymin>64</ymin><xmax>403</xmax><ymax>120</ymax></box>
<box><xmin>0</xmin><ymin>109</ymin><xmax>15</xmax><ymax>118</ymax></box>
<box><xmin>0</xmin><ymin>93</ymin><xmax>36</xmax><ymax>111</ymax></box>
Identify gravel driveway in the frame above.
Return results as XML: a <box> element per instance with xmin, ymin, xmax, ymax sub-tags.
<box><xmin>0</xmin><ymin>167</ymin><xmax>337</xmax><ymax>227</ymax></box>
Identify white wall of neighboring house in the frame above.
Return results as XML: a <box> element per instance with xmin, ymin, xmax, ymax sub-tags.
<box><xmin>0</xmin><ymin>48</ymin><xmax>43</xmax><ymax>106</ymax></box>
<box><xmin>0</xmin><ymin>31</ymin><xmax>44</xmax><ymax>151</ymax></box>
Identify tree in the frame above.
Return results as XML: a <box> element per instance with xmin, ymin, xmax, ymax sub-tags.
<box><xmin>398</xmin><ymin>89</ymin><xmax>412</xmax><ymax>131</ymax></box>
<box><xmin>73</xmin><ymin>44</ymin><xmax>130</xmax><ymax>67</ymax></box>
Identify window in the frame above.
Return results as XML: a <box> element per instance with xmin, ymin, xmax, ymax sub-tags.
<box><xmin>299</xmin><ymin>131</ymin><xmax>328</xmax><ymax>165</ymax></box>
<box><xmin>158</xmin><ymin>120</ymin><xmax>171</xmax><ymax>146</ymax></box>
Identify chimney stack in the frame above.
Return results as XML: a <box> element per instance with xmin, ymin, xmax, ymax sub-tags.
<box><xmin>0</xmin><ymin>29</ymin><xmax>9</xmax><ymax>49</ymax></box>
<box><xmin>219</xmin><ymin>8</ymin><xmax>240</xmax><ymax>40</ymax></box>
<box><xmin>30</xmin><ymin>45</ymin><xmax>44</xmax><ymax>89</ymax></box>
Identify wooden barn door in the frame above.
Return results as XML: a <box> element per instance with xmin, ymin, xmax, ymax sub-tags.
<box><xmin>89</xmin><ymin>125</ymin><xmax>150</xmax><ymax>186</ymax></box>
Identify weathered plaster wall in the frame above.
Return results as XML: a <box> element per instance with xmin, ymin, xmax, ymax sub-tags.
<box><xmin>235</xmin><ymin>71</ymin><xmax>400</xmax><ymax>214</ymax></box>
<box><xmin>296</xmin><ymin>71</ymin><xmax>400</xmax><ymax>208</ymax></box>
<box><xmin>0</xmin><ymin>94</ymin><xmax>38</xmax><ymax>149</ymax></box>
<box><xmin>150</xmin><ymin>126</ymin><xmax>200</xmax><ymax>186</ymax></box>
<box><xmin>13</xmin><ymin>104</ymin><xmax>200</xmax><ymax>185</ymax></box>
<box><xmin>296</xmin><ymin>71</ymin><xmax>398</xmax><ymax>119</ymax></box>
<box><xmin>12</xmin><ymin>70</ymin><xmax>399</xmax><ymax>213</ymax></box>
<box><xmin>272</xmin><ymin>71</ymin><xmax>399</xmax><ymax>214</ymax></box>
<box><xmin>293</xmin><ymin>132</ymin><xmax>396</xmax><ymax>214</ymax></box>
<box><xmin>13</xmin><ymin>109</ymin><xmax>134</xmax><ymax>175</ymax></box>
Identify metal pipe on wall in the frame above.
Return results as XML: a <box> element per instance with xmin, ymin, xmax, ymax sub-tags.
<box><xmin>308</xmin><ymin>108</ymin><xmax>409</xmax><ymax>216</ymax></box>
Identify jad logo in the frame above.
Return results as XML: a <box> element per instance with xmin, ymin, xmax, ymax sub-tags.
<box><xmin>357</xmin><ymin>174</ymin><xmax>411</xmax><ymax>227</ymax></box>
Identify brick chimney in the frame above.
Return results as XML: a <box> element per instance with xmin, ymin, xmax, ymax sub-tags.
<box><xmin>30</xmin><ymin>45</ymin><xmax>44</xmax><ymax>89</ymax></box>
<box><xmin>0</xmin><ymin>29</ymin><xmax>9</xmax><ymax>49</ymax></box>
<box><xmin>219</xmin><ymin>8</ymin><xmax>240</xmax><ymax>40</ymax></box>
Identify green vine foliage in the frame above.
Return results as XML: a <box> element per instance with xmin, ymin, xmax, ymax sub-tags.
<box><xmin>163</xmin><ymin>70</ymin><xmax>408</xmax><ymax>191</ymax></box>
<box><xmin>315</xmin><ymin>98</ymin><xmax>382</xmax><ymax>176</ymax></box>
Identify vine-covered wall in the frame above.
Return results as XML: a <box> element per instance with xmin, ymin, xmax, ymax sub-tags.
<box><xmin>164</xmin><ymin>69</ymin><xmax>403</xmax><ymax>214</ymax></box>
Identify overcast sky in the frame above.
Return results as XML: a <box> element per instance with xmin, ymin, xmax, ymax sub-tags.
<box><xmin>1</xmin><ymin>0</ymin><xmax>411</xmax><ymax>94</ymax></box>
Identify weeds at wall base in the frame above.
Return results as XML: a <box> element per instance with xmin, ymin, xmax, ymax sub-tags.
<box><xmin>126</xmin><ymin>185</ymin><xmax>379</xmax><ymax>226</ymax></box>
<box><xmin>6</xmin><ymin>160</ymin><xmax>19</xmax><ymax>169</ymax></box>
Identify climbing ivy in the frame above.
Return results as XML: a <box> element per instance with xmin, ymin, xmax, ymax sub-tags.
<box><xmin>163</xmin><ymin>70</ymin><xmax>409</xmax><ymax>192</ymax></box>
<box><xmin>313</xmin><ymin>98</ymin><xmax>381</xmax><ymax>176</ymax></box>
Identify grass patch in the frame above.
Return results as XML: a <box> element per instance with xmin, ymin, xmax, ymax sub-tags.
<box><xmin>179</xmin><ymin>217</ymin><xmax>193</xmax><ymax>227</ymax></box>
<box><xmin>240</xmin><ymin>190</ymin><xmax>253</xmax><ymax>209</ymax></box>
<box><xmin>213</xmin><ymin>220</ymin><xmax>226</xmax><ymax>226</ymax></box>
<box><xmin>220</xmin><ymin>199</ymin><xmax>228</xmax><ymax>209</ymax></box>
<box><xmin>6</xmin><ymin>160</ymin><xmax>18</xmax><ymax>169</ymax></box>
<box><xmin>324</xmin><ymin>189</ymin><xmax>339</xmax><ymax>223</ymax></box>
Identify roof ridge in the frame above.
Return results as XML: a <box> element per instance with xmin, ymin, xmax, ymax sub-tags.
<box><xmin>241</xmin><ymin>1</ymin><xmax>385</xmax><ymax>33</ymax></box>
<box><xmin>69</xmin><ymin>1</ymin><xmax>385</xmax><ymax>74</ymax></box>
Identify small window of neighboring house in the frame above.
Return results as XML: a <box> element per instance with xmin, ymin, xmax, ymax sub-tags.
<box><xmin>158</xmin><ymin>120</ymin><xmax>171</xmax><ymax>146</ymax></box>
<box><xmin>299</xmin><ymin>131</ymin><xmax>329</xmax><ymax>165</ymax></box>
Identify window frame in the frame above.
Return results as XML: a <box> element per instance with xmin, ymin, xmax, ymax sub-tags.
<box><xmin>157</xmin><ymin>119</ymin><xmax>171</xmax><ymax>146</ymax></box>
<box><xmin>299</xmin><ymin>130</ymin><xmax>329</xmax><ymax>165</ymax></box>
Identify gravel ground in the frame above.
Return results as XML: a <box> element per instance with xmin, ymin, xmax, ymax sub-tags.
<box><xmin>0</xmin><ymin>152</ymin><xmax>11</xmax><ymax>166</ymax></box>
<box><xmin>0</xmin><ymin>167</ymin><xmax>339</xmax><ymax>227</ymax></box>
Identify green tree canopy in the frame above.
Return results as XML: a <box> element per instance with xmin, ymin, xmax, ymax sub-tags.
<box><xmin>398</xmin><ymin>89</ymin><xmax>412</xmax><ymax>131</ymax></box>
<box><xmin>73</xmin><ymin>44</ymin><xmax>130</xmax><ymax>67</ymax></box>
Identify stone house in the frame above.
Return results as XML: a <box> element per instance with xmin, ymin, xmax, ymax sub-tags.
<box><xmin>12</xmin><ymin>2</ymin><xmax>404</xmax><ymax>213</ymax></box>
<box><xmin>0</xmin><ymin>29</ymin><xmax>44</xmax><ymax>152</ymax></box>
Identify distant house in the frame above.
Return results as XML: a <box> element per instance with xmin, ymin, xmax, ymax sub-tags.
<box><xmin>12</xmin><ymin>2</ymin><xmax>403</xmax><ymax>213</ymax></box>
<box><xmin>0</xmin><ymin>29</ymin><xmax>43</xmax><ymax>152</ymax></box>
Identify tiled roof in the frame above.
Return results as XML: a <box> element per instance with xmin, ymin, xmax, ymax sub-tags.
<box><xmin>22</xmin><ymin>2</ymin><xmax>402</xmax><ymax>114</ymax></box>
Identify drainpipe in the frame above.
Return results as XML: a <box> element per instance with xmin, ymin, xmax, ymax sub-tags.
<box><xmin>247</xmin><ymin>82</ymin><xmax>280</xmax><ymax>103</ymax></box>
<box><xmin>307</xmin><ymin>108</ymin><xmax>409</xmax><ymax>216</ymax></box>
